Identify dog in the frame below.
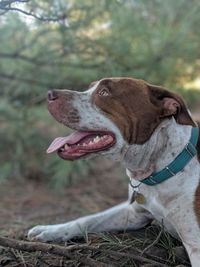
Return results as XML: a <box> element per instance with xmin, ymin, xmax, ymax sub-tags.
<box><xmin>28</xmin><ymin>77</ymin><xmax>200</xmax><ymax>267</ymax></box>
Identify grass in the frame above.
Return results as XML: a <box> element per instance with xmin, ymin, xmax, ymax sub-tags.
<box><xmin>0</xmin><ymin>224</ymin><xmax>191</xmax><ymax>267</ymax></box>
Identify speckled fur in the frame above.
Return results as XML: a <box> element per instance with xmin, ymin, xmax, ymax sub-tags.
<box><xmin>28</xmin><ymin>78</ymin><xmax>200</xmax><ymax>267</ymax></box>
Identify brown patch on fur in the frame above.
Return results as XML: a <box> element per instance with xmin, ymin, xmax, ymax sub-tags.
<box><xmin>48</xmin><ymin>90</ymin><xmax>80</xmax><ymax>126</ymax></box>
<box><xmin>194</xmin><ymin>122</ymin><xmax>200</xmax><ymax>226</ymax></box>
<box><xmin>147</xmin><ymin>83</ymin><xmax>196</xmax><ymax>127</ymax></box>
<box><xmin>194</xmin><ymin>180</ymin><xmax>200</xmax><ymax>226</ymax></box>
<box><xmin>92</xmin><ymin>78</ymin><xmax>195</xmax><ymax>144</ymax></box>
<box><xmin>195</xmin><ymin>121</ymin><xmax>200</xmax><ymax>162</ymax></box>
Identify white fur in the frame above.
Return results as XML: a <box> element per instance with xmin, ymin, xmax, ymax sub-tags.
<box><xmin>28</xmin><ymin>87</ymin><xmax>200</xmax><ymax>267</ymax></box>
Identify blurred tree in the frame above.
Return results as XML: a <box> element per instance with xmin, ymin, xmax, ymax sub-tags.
<box><xmin>0</xmin><ymin>0</ymin><xmax>199</xmax><ymax>183</ymax></box>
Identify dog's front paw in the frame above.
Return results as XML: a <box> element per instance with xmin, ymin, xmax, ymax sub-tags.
<box><xmin>28</xmin><ymin>223</ymin><xmax>75</xmax><ymax>242</ymax></box>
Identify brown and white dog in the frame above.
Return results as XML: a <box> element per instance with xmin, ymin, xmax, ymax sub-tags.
<box><xmin>28</xmin><ymin>77</ymin><xmax>200</xmax><ymax>267</ymax></box>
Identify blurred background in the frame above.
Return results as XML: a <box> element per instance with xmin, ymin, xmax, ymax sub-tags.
<box><xmin>0</xmin><ymin>0</ymin><xmax>200</xmax><ymax>236</ymax></box>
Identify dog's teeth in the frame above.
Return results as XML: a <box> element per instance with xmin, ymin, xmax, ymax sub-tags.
<box><xmin>64</xmin><ymin>144</ymin><xmax>69</xmax><ymax>149</ymax></box>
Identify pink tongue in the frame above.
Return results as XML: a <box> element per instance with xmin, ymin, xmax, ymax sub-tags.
<box><xmin>46</xmin><ymin>131</ymin><xmax>94</xmax><ymax>154</ymax></box>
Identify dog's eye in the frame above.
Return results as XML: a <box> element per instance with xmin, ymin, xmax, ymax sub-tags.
<box><xmin>98</xmin><ymin>88</ymin><xmax>110</xmax><ymax>97</ymax></box>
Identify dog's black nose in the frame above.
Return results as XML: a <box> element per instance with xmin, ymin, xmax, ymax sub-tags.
<box><xmin>48</xmin><ymin>90</ymin><xmax>59</xmax><ymax>101</ymax></box>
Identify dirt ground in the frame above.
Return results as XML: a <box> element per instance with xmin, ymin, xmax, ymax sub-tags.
<box><xmin>0</xmin><ymin>159</ymin><xmax>191</xmax><ymax>266</ymax></box>
<box><xmin>0</xmin><ymin>160</ymin><xmax>127</xmax><ymax>238</ymax></box>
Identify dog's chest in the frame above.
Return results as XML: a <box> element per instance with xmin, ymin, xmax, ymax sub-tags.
<box><xmin>146</xmin><ymin>196</ymin><xmax>178</xmax><ymax>233</ymax></box>
<box><xmin>129</xmin><ymin>184</ymin><xmax>168</xmax><ymax>217</ymax></box>
<box><xmin>130</xmin><ymin>174</ymin><xmax>190</xmax><ymax>214</ymax></box>
<box><xmin>139</xmin><ymin>189</ymin><xmax>171</xmax><ymax>220</ymax></box>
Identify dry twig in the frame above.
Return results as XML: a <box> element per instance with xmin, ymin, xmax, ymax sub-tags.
<box><xmin>142</xmin><ymin>226</ymin><xmax>164</xmax><ymax>255</ymax></box>
<box><xmin>0</xmin><ymin>236</ymin><xmax>111</xmax><ymax>267</ymax></box>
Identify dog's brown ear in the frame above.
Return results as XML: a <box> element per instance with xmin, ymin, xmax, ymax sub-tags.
<box><xmin>147</xmin><ymin>83</ymin><xmax>196</xmax><ymax>126</ymax></box>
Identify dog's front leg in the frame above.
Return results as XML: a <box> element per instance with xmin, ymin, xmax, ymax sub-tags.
<box><xmin>28</xmin><ymin>202</ymin><xmax>152</xmax><ymax>242</ymax></box>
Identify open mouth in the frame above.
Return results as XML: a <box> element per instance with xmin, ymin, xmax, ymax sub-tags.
<box><xmin>47</xmin><ymin>131</ymin><xmax>116</xmax><ymax>160</ymax></box>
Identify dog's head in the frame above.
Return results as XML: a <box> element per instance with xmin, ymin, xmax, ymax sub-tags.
<box><xmin>47</xmin><ymin>77</ymin><xmax>195</xmax><ymax>161</ymax></box>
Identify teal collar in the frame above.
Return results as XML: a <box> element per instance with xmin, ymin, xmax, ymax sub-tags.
<box><xmin>141</xmin><ymin>127</ymin><xmax>199</xmax><ymax>186</ymax></box>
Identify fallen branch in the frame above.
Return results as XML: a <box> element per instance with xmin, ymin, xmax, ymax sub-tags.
<box><xmin>0</xmin><ymin>236</ymin><xmax>111</xmax><ymax>267</ymax></box>
<box><xmin>97</xmin><ymin>249</ymin><xmax>170</xmax><ymax>267</ymax></box>
<box><xmin>0</xmin><ymin>235</ymin><xmax>171</xmax><ymax>267</ymax></box>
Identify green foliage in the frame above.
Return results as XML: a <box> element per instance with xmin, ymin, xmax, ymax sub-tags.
<box><xmin>48</xmin><ymin>156</ymin><xmax>93</xmax><ymax>189</ymax></box>
<box><xmin>0</xmin><ymin>102</ymin><xmax>46</xmax><ymax>180</ymax></box>
<box><xmin>175</xmin><ymin>88</ymin><xmax>200</xmax><ymax>109</ymax></box>
<box><xmin>0</xmin><ymin>0</ymin><xmax>200</xmax><ymax>185</ymax></box>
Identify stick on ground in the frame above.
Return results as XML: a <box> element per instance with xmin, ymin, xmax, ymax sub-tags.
<box><xmin>0</xmin><ymin>236</ymin><xmax>111</xmax><ymax>267</ymax></box>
